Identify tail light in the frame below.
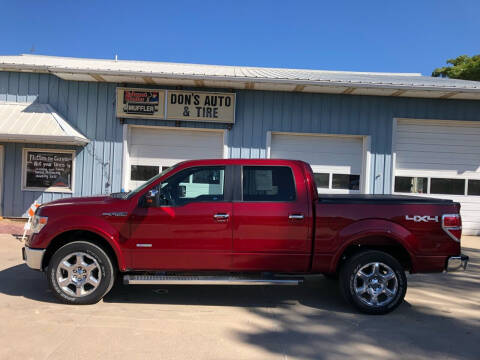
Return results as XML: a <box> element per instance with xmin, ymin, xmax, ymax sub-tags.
<box><xmin>442</xmin><ymin>214</ymin><xmax>462</xmax><ymax>242</ymax></box>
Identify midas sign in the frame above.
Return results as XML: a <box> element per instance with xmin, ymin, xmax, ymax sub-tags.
<box><xmin>167</xmin><ymin>90</ymin><xmax>235</xmax><ymax>124</ymax></box>
<box><xmin>116</xmin><ymin>87</ymin><xmax>166</xmax><ymax>119</ymax></box>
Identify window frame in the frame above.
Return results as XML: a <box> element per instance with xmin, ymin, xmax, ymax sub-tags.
<box><xmin>394</xmin><ymin>176</ymin><xmax>429</xmax><ymax>194</ymax></box>
<box><xmin>238</xmin><ymin>165</ymin><xmax>297</xmax><ymax>203</ymax></box>
<box><xmin>392</xmin><ymin>175</ymin><xmax>480</xmax><ymax>197</ymax></box>
<box><xmin>312</xmin><ymin>172</ymin><xmax>361</xmax><ymax>192</ymax></box>
<box><xmin>467</xmin><ymin>179</ymin><xmax>480</xmax><ymax>196</ymax></box>
<box><xmin>22</xmin><ymin>148</ymin><xmax>76</xmax><ymax>193</ymax></box>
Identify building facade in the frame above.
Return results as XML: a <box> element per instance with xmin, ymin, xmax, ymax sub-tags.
<box><xmin>1</xmin><ymin>55</ymin><xmax>480</xmax><ymax>234</ymax></box>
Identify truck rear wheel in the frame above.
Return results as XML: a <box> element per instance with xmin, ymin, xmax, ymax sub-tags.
<box><xmin>339</xmin><ymin>250</ymin><xmax>407</xmax><ymax>315</ymax></box>
<box><xmin>47</xmin><ymin>241</ymin><xmax>115</xmax><ymax>305</ymax></box>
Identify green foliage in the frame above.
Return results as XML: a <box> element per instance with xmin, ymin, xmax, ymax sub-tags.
<box><xmin>432</xmin><ymin>55</ymin><xmax>480</xmax><ymax>81</ymax></box>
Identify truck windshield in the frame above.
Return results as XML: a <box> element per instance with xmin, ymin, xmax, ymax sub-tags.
<box><xmin>125</xmin><ymin>165</ymin><xmax>178</xmax><ymax>199</ymax></box>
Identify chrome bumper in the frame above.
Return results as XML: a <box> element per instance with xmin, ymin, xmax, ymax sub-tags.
<box><xmin>22</xmin><ymin>247</ymin><xmax>46</xmax><ymax>271</ymax></box>
<box><xmin>446</xmin><ymin>254</ymin><xmax>469</xmax><ymax>272</ymax></box>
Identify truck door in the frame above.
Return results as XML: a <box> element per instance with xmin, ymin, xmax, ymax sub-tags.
<box><xmin>232</xmin><ymin>164</ymin><xmax>312</xmax><ymax>272</ymax></box>
<box><xmin>129</xmin><ymin>165</ymin><xmax>233</xmax><ymax>270</ymax></box>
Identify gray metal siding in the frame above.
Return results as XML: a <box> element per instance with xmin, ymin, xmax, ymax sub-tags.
<box><xmin>1</xmin><ymin>71</ymin><xmax>480</xmax><ymax>217</ymax></box>
<box><xmin>0</xmin><ymin>72</ymin><xmax>123</xmax><ymax>216</ymax></box>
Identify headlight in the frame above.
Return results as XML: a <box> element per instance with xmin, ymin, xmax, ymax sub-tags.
<box><xmin>31</xmin><ymin>215</ymin><xmax>48</xmax><ymax>234</ymax></box>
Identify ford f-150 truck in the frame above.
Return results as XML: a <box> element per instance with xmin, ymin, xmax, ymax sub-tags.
<box><xmin>22</xmin><ymin>159</ymin><xmax>469</xmax><ymax>314</ymax></box>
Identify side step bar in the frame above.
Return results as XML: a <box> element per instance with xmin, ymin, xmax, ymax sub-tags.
<box><xmin>123</xmin><ymin>275</ymin><xmax>303</xmax><ymax>286</ymax></box>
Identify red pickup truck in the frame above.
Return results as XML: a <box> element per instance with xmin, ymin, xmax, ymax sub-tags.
<box><xmin>23</xmin><ymin>159</ymin><xmax>469</xmax><ymax>314</ymax></box>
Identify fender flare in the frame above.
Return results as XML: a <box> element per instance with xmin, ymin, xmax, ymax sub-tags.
<box><xmin>328</xmin><ymin>219</ymin><xmax>417</xmax><ymax>273</ymax></box>
<box><xmin>42</xmin><ymin>216</ymin><xmax>127</xmax><ymax>271</ymax></box>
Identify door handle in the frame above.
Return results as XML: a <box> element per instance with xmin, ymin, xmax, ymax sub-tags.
<box><xmin>289</xmin><ymin>214</ymin><xmax>304</xmax><ymax>220</ymax></box>
<box><xmin>213</xmin><ymin>213</ymin><xmax>230</xmax><ymax>220</ymax></box>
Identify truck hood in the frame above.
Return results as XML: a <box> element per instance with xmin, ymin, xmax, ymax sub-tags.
<box><xmin>41</xmin><ymin>195</ymin><xmax>113</xmax><ymax>207</ymax></box>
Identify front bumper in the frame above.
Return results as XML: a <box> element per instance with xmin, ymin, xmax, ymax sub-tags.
<box><xmin>22</xmin><ymin>246</ymin><xmax>46</xmax><ymax>271</ymax></box>
<box><xmin>446</xmin><ymin>254</ymin><xmax>469</xmax><ymax>272</ymax></box>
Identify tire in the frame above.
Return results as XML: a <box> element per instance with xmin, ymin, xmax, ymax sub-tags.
<box><xmin>47</xmin><ymin>241</ymin><xmax>115</xmax><ymax>305</ymax></box>
<box><xmin>339</xmin><ymin>250</ymin><xmax>407</xmax><ymax>315</ymax></box>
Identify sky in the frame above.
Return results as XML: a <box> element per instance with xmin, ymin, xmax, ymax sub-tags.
<box><xmin>0</xmin><ymin>0</ymin><xmax>478</xmax><ymax>76</ymax></box>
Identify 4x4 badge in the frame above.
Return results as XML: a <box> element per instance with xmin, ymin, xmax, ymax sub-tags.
<box><xmin>405</xmin><ymin>215</ymin><xmax>439</xmax><ymax>223</ymax></box>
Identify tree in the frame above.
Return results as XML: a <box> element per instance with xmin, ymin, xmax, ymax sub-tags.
<box><xmin>432</xmin><ymin>55</ymin><xmax>480</xmax><ymax>81</ymax></box>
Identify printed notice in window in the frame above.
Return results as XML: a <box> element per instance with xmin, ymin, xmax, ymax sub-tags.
<box><xmin>24</xmin><ymin>150</ymin><xmax>73</xmax><ymax>191</ymax></box>
<box><xmin>255</xmin><ymin>169</ymin><xmax>273</xmax><ymax>191</ymax></box>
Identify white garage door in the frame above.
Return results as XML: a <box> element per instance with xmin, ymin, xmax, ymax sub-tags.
<box><xmin>270</xmin><ymin>133</ymin><xmax>364</xmax><ymax>193</ymax></box>
<box><xmin>128</xmin><ymin>127</ymin><xmax>224</xmax><ymax>190</ymax></box>
<box><xmin>394</xmin><ymin>119</ymin><xmax>480</xmax><ymax>235</ymax></box>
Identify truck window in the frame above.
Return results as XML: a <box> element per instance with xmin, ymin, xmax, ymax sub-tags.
<box><xmin>158</xmin><ymin>166</ymin><xmax>225</xmax><ymax>206</ymax></box>
<box><xmin>242</xmin><ymin>166</ymin><xmax>296</xmax><ymax>202</ymax></box>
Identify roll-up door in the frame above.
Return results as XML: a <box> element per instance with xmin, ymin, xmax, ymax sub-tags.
<box><xmin>128</xmin><ymin>127</ymin><xmax>224</xmax><ymax>190</ymax></box>
<box><xmin>394</xmin><ymin>119</ymin><xmax>480</xmax><ymax>235</ymax></box>
<box><xmin>270</xmin><ymin>133</ymin><xmax>364</xmax><ymax>194</ymax></box>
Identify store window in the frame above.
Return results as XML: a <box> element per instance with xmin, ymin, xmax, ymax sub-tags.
<box><xmin>314</xmin><ymin>173</ymin><xmax>329</xmax><ymax>188</ymax></box>
<box><xmin>131</xmin><ymin>165</ymin><xmax>159</xmax><ymax>181</ymax></box>
<box><xmin>394</xmin><ymin>176</ymin><xmax>428</xmax><ymax>194</ymax></box>
<box><xmin>468</xmin><ymin>180</ymin><xmax>480</xmax><ymax>196</ymax></box>
<box><xmin>332</xmin><ymin>174</ymin><xmax>360</xmax><ymax>190</ymax></box>
<box><xmin>22</xmin><ymin>148</ymin><xmax>75</xmax><ymax>192</ymax></box>
<box><xmin>430</xmin><ymin>178</ymin><xmax>465</xmax><ymax>195</ymax></box>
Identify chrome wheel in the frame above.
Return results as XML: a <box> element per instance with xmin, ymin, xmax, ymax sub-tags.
<box><xmin>56</xmin><ymin>252</ymin><xmax>102</xmax><ymax>297</ymax></box>
<box><xmin>354</xmin><ymin>262</ymin><xmax>398</xmax><ymax>307</ymax></box>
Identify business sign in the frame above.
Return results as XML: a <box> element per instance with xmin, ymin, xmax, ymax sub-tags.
<box><xmin>116</xmin><ymin>87</ymin><xmax>166</xmax><ymax>119</ymax></box>
<box><xmin>116</xmin><ymin>87</ymin><xmax>235</xmax><ymax>123</ymax></box>
<box><xmin>166</xmin><ymin>90</ymin><xmax>235</xmax><ymax>124</ymax></box>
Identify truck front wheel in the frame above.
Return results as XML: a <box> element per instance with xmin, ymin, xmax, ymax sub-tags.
<box><xmin>339</xmin><ymin>250</ymin><xmax>407</xmax><ymax>315</ymax></box>
<box><xmin>47</xmin><ymin>241</ymin><xmax>115</xmax><ymax>305</ymax></box>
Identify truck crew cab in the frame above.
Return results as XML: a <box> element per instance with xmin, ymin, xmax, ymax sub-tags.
<box><xmin>23</xmin><ymin>159</ymin><xmax>469</xmax><ymax>314</ymax></box>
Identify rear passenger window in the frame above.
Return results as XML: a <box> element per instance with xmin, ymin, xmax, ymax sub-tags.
<box><xmin>242</xmin><ymin>166</ymin><xmax>296</xmax><ymax>201</ymax></box>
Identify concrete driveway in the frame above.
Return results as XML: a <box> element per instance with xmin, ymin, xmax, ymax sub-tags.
<box><xmin>0</xmin><ymin>234</ymin><xmax>478</xmax><ymax>360</ymax></box>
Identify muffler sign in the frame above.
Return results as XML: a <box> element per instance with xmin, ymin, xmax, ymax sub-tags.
<box><xmin>116</xmin><ymin>88</ymin><xmax>166</xmax><ymax>119</ymax></box>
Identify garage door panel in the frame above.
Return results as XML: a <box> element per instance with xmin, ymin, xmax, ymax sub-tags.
<box><xmin>396</xmin><ymin>143</ymin><xmax>480</xmax><ymax>155</ymax></box>
<box><xmin>398</xmin><ymin>160</ymin><xmax>480</xmax><ymax>171</ymax></box>
<box><xmin>131</xmin><ymin>132</ymin><xmax>221</xmax><ymax>148</ymax></box>
<box><xmin>310</xmin><ymin>165</ymin><xmax>360</xmax><ymax>174</ymax></box>
<box><xmin>130</xmin><ymin>145</ymin><xmax>221</xmax><ymax>160</ymax></box>
<box><xmin>397</xmin><ymin>133</ymin><xmax>480</xmax><ymax>145</ymax></box>
<box><xmin>398</xmin><ymin>153</ymin><xmax>480</xmax><ymax>168</ymax></box>
<box><xmin>128</xmin><ymin>127</ymin><xmax>224</xmax><ymax>190</ymax></box>
<box><xmin>398</xmin><ymin>120</ymin><xmax>480</xmax><ymax>134</ymax></box>
<box><xmin>273</xmin><ymin>136</ymin><xmax>362</xmax><ymax>152</ymax></box>
<box><xmin>275</xmin><ymin>150</ymin><xmax>362</xmax><ymax>164</ymax></box>
<box><xmin>395</xmin><ymin>119</ymin><xmax>480</xmax><ymax>235</ymax></box>
<box><xmin>271</xmin><ymin>133</ymin><xmax>364</xmax><ymax>194</ymax></box>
